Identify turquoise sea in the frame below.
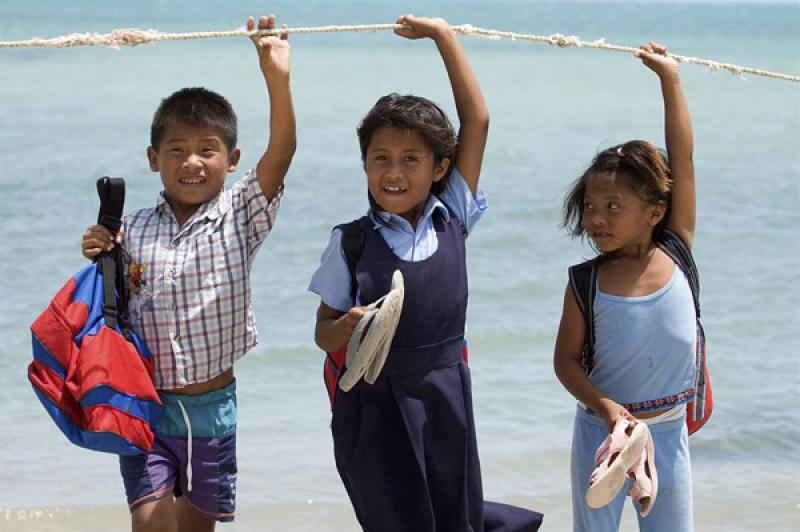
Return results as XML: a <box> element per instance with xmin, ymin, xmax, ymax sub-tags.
<box><xmin>1</xmin><ymin>1</ymin><xmax>798</xmax><ymax>530</ymax></box>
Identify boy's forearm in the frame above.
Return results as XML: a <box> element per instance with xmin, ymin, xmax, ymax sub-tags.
<box><xmin>257</xmin><ymin>73</ymin><xmax>296</xmax><ymax>200</ymax></box>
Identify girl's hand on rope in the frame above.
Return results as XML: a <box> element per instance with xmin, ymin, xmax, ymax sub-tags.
<box><xmin>394</xmin><ymin>15</ymin><xmax>451</xmax><ymax>42</ymax></box>
<box><xmin>248</xmin><ymin>15</ymin><xmax>290</xmax><ymax>80</ymax></box>
<box><xmin>635</xmin><ymin>42</ymin><xmax>680</xmax><ymax>81</ymax></box>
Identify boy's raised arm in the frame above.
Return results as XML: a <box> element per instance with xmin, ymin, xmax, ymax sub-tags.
<box><xmin>249</xmin><ymin>15</ymin><xmax>297</xmax><ymax>201</ymax></box>
<box><xmin>395</xmin><ymin>15</ymin><xmax>489</xmax><ymax>196</ymax></box>
<box><xmin>636</xmin><ymin>43</ymin><xmax>696</xmax><ymax>248</ymax></box>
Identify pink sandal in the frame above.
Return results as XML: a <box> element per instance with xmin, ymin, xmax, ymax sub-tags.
<box><xmin>586</xmin><ymin>416</ymin><xmax>648</xmax><ymax>509</ymax></box>
<box><xmin>627</xmin><ymin>429</ymin><xmax>658</xmax><ymax>517</ymax></box>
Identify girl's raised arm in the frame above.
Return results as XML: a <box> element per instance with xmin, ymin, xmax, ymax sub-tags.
<box><xmin>395</xmin><ymin>15</ymin><xmax>489</xmax><ymax>196</ymax></box>
<box><xmin>636</xmin><ymin>43</ymin><xmax>696</xmax><ymax>248</ymax></box>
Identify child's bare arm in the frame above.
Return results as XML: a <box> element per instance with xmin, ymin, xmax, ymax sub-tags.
<box><xmin>395</xmin><ymin>15</ymin><xmax>489</xmax><ymax>196</ymax></box>
<box><xmin>315</xmin><ymin>302</ymin><xmax>367</xmax><ymax>353</ymax></box>
<box><xmin>248</xmin><ymin>15</ymin><xmax>297</xmax><ymax>202</ymax></box>
<box><xmin>636</xmin><ymin>43</ymin><xmax>696</xmax><ymax>248</ymax></box>
<box><xmin>553</xmin><ymin>284</ymin><xmax>630</xmax><ymax>431</ymax></box>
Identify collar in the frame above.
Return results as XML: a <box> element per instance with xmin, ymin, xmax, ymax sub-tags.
<box><xmin>368</xmin><ymin>194</ymin><xmax>450</xmax><ymax>232</ymax></box>
<box><xmin>155</xmin><ymin>188</ymin><xmax>230</xmax><ymax>225</ymax></box>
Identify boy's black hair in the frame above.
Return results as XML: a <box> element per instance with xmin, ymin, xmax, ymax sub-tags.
<box><xmin>357</xmin><ymin>93</ymin><xmax>457</xmax><ymax>200</ymax></box>
<box><xmin>150</xmin><ymin>87</ymin><xmax>238</xmax><ymax>152</ymax></box>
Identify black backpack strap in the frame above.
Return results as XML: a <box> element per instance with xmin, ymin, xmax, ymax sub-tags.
<box><xmin>335</xmin><ymin>220</ymin><xmax>365</xmax><ymax>302</ymax></box>
<box><xmin>568</xmin><ymin>259</ymin><xmax>598</xmax><ymax>374</ymax></box>
<box><xmin>97</xmin><ymin>177</ymin><xmax>125</xmax><ymax>235</ymax></box>
<box><xmin>95</xmin><ymin>177</ymin><xmax>128</xmax><ymax>333</ymax></box>
<box><xmin>656</xmin><ymin>228</ymin><xmax>700</xmax><ymax>317</ymax></box>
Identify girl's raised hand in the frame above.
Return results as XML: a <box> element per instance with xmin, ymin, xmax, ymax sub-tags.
<box><xmin>394</xmin><ymin>14</ymin><xmax>450</xmax><ymax>41</ymax></box>
<box><xmin>635</xmin><ymin>42</ymin><xmax>680</xmax><ymax>80</ymax></box>
<box><xmin>248</xmin><ymin>15</ymin><xmax>290</xmax><ymax>79</ymax></box>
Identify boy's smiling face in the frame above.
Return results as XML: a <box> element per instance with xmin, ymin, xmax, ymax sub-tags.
<box><xmin>147</xmin><ymin>122</ymin><xmax>240</xmax><ymax>225</ymax></box>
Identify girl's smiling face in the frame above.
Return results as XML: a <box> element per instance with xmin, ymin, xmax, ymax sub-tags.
<box><xmin>582</xmin><ymin>172</ymin><xmax>665</xmax><ymax>253</ymax></box>
<box><xmin>365</xmin><ymin>127</ymin><xmax>449</xmax><ymax>229</ymax></box>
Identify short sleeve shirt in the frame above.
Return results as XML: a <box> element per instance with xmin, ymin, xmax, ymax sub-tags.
<box><xmin>123</xmin><ymin>169</ymin><xmax>281</xmax><ymax>389</ymax></box>
<box><xmin>308</xmin><ymin>168</ymin><xmax>487</xmax><ymax>312</ymax></box>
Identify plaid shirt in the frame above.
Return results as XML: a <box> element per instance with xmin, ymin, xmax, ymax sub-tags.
<box><xmin>123</xmin><ymin>169</ymin><xmax>281</xmax><ymax>389</ymax></box>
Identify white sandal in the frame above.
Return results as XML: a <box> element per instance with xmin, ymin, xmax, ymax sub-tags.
<box><xmin>338</xmin><ymin>270</ymin><xmax>404</xmax><ymax>391</ymax></box>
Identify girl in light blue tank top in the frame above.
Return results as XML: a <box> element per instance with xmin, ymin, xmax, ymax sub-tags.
<box><xmin>553</xmin><ymin>43</ymin><xmax>699</xmax><ymax>531</ymax></box>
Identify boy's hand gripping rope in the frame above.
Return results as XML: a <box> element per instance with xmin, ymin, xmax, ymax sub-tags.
<box><xmin>1</xmin><ymin>23</ymin><xmax>798</xmax><ymax>83</ymax></box>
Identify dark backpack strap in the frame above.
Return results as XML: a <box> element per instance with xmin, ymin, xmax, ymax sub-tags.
<box><xmin>656</xmin><ymin>227</ymin><xmax>700</xmax><ymax>317</ymax></box>
<box><xmin>335</xmin><ymin>220</ymin><xmax>365</xmax><ymax>302</ymax></box>
<box><xmin>568</xmin><ymin>259</ymin><xmax>598</xmax><ymax>374</ymax></box>
<box><xmin>96</xmin><ymin>177</ymin><xmax>125</xmax><ymax>235</ymax></box>
<box><xmin>95</xmin><ymin>177</ymin><xmax>127</xmax><ymax>333</ymax></box>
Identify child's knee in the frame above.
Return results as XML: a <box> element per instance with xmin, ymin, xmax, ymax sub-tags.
<box><xmin>132</xmin><ymin>497</ymin><xmax>177</xmax><ymax>532</ymax></box>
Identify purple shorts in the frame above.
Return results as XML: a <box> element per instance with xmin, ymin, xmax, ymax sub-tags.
<box><xmin>119</xmin><ymin>381</ymin><xmax>237</xmax><ymax>522</ymax></box>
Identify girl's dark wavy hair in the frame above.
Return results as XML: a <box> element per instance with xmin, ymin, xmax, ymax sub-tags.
<box><xmin>357</xmin><ymin>93</ymin><xmax>457</xmax><ymax>213</ymax></box>
<box><xmin>150</xmin><ymin>87</ymin><xmax>238</xmax><ymax>152</ymax></box>
<box><xmin>562</xmin><ymin>140</ymin><xmax>672</xmax><ymax>242</ymax></box>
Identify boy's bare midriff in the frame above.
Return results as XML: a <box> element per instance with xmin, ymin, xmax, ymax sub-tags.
<box><xmin>163</xmin><ymin>368</ymin><xmax>234</xmax><ymax>395</ymax></box>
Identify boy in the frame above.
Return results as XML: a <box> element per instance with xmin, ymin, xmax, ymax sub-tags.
<box><xmin>81</xmin><ymin>15</ymin><xmax>295</xmax><ymax>532</ymax></box>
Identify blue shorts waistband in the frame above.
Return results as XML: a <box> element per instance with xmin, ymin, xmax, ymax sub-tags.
<box><xmin>156</xmin><ymin>380</ymin><xmax>237</xmax><ymax>438</ymax></box>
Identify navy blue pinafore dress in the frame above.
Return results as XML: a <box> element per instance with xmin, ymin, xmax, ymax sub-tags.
<box><xmin>331</xmin><ymin>208</ymin><xmax>543</xmax><ymax>532</ymax></box>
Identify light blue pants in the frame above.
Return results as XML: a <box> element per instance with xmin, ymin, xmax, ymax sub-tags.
<box><xmin>570</xmin><ymin>406</ymin><xmax>693</xmax><ymax>532</ymax></box>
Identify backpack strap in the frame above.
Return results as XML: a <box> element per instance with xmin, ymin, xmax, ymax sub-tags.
<box><xmin>335</xmin><ymin>220</ymin><xmax>365</xmax><ymax>302</ymax></box>
<box><xmin>568</xmin><ymin>259</ymin><xmax>598</xmax><ymax>374</ymax></box>
<box><xmin>655</xmin><ymin>227</ymin><xmax>700</xmax><ymax>317</ymax></box>
<box><xmin>95</xmin><ymin>177</ymin><xmax>128</xmax><ymax>334</ymax></box>
<box><xmin>323</xmin><ymin>220</ymin><xmax>365</xmax><ymax>409</ymax></box>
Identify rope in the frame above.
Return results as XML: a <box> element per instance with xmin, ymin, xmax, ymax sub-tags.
<box><xmin>1</xmin><ymin>23</ymin><xmax>797</xmax><ymax>83</ymax></box>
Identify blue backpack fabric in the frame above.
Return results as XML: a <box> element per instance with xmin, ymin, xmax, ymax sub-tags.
<box><xmin>28</xmin><ymin>177</ymin><xmax>164</xmax><ymax>455</ymax></box>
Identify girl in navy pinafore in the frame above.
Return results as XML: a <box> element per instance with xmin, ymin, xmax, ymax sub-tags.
<box><xmin>309</xmin><ymin>15</ymin><xmax>542</xmax><ymax>532</ymax></box>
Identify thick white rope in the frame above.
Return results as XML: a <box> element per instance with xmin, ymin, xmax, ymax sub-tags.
<box><xmin>1</xmin><ymin>23</ymin><xmax>797</xmax><ymax>83</ymax></box>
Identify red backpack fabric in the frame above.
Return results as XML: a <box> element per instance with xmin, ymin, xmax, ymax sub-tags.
<box><xmin>28</xmin><ymin>177</ymin><xmax>163</xmax><ymax>454</ymax></box>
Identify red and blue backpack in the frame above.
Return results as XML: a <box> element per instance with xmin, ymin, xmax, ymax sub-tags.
<box><xmin>568</xmin><ymin>227</ymin><xmax>713</xmax><ymax>435</ymax></box>
<box><xmin>28</xmin><ymin>177</ymin><xmax>164</xmax><ymax>455</ymax></box>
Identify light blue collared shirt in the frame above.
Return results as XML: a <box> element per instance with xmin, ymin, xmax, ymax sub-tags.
<box><xmin>308</xmin><ymin>169</ymin><xmax>487</xmax><ymax>312</ymax></box>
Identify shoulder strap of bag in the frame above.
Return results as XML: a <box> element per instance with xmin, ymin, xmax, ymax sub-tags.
<box><xmin>568</xmin><ymin>259</ymin><xmax>598</xmax><ymax>374</ymax></box>
<box><xmin>95</xmin><ymin>177</ymin><xmax>127</xmax><ymax>333</ymax></box>
<box><xmin>655</xmin><ymin>227</ymin><xmax>700</xmax><ymax>318</ymax></box>
<box><xmin>335</xmin><ymin>220</ymin><xmax>365</xmax><ymax>302</ymax></box>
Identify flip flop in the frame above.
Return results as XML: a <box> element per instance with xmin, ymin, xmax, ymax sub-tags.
<box><xmin>628</xmin><ymin>427</ymin><xmax>658</xmax><ymax>517</ymax></box>
<box><xmin>586</xmin><ymin>416</ymin><xmax>649</xmax><ymax>509</ymax></box>
<box><xmin>363</xmin><ymin>270</ymin><xmax>404</xmax><ymax>384</ymax></box>
<box><xmin>338</xmin><ymin>270</ymin><xmax>404</xmax><ymax>392</ymax></box>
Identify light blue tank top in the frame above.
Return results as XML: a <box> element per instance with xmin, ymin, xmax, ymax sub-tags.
<box><xmin>591</xmin><ymin>266</ymin><xmax>696</xmax><ymax>413</ymax></box>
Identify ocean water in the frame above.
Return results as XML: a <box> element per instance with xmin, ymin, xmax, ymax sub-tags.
<box><xmin>1</xmin><ymin>1</ymin><xmax>798</xmax><ymax>530</ymax></box>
